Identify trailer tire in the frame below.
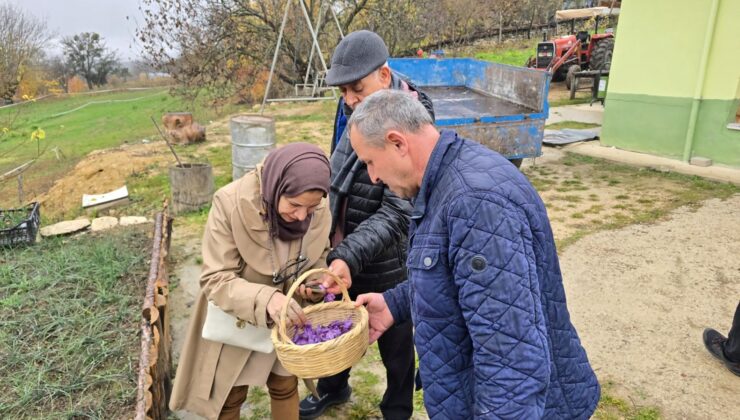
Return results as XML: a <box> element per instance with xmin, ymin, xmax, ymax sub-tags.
<box><xmin>509</xmin><ymin>158</ymin><xmax>523</xmax><ymax>169</ymax></box>
<box><xmin>591</xmin><ymin>38</ymin><xmax>615</xmax><ymax>71</ymax></box>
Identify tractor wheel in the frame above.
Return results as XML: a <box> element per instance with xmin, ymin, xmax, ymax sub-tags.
<box><xmin>565</xmin><ymin>64</ymin><xmax>581</xmax><ymax>90</ymax></box>
<box><xmin>551</xmin><ymin>68</ymin><xmax>567</xmax><ymax>82</ymax></box>
<box><xmin>590</xmin><ymin>38</ymin><xmax>615</xmax><ymax>71</ymax></box>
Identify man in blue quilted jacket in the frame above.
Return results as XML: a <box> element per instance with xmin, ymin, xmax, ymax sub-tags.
<box><xmin>348</xmin><ymin>90</ymin><xmax>601</xmax><ymax>419</ymax></box>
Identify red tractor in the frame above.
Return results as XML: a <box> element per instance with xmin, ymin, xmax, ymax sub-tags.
<box><xmin>526</xmin><ymin>8</ymin><xmax>616</xmax><ymax>89</ymax></box>
<box><xmin>528</xmin><ymin>32</ymin><xmax>614</xmax><ymax>89</ymax></box>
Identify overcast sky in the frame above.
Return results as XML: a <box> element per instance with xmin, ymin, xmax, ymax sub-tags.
<box><xmin>7</xmin><ymin>0</ymin><xmax>146</xmax><ymax>61</ymax></box>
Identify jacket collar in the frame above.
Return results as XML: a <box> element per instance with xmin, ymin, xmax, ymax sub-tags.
<box><xmin>411</xmin><ymin>129</ymin><xmax>458</xmax><ymax>220</ymax></box>
<box><xmin>236</xmin><ymin>163</ymin><xmax>269</xmax><ymax>232</ymax></box>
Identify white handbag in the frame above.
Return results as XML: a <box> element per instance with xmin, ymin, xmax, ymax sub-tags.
<box><xmin>202</xmin><ymin>301</ymin><xmax>275</xmax><ymax>353</ymax></box>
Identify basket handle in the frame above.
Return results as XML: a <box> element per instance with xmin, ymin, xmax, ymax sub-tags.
<box><xmin>277</xmin><ymin>267</ymin><xmax>351</xmax><ymax>343</ymax></box>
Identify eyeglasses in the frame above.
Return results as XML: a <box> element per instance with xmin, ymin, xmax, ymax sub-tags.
<box><xmin>272</xmin><ymin>255</ymin><xmax>309</xmax><ymax>285</ymax></box>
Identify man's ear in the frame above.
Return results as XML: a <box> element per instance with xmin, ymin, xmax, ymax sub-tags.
<box><xmin>378</xmin><ymin>65</ymin><xmax>392</xmax><ymax>86</ymax></box>
<box><xmin>385</xmin><ymin>130</ymin><xmax>409</xmax><ymax>155</ymax></box>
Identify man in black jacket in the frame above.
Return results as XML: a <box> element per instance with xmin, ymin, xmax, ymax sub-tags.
<box><xmin>298</xmin><ymin>30</ymin><xmax>434</xmax><ymax>420</ymax></box>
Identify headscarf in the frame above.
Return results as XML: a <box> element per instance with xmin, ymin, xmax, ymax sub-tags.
<box><xmin>261</xmin><ymin>143</ymin><xmax>330</xmax><ymax>241</ymax></box>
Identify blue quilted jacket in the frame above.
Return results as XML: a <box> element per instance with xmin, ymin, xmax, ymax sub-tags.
<box><xmin>384</xmin><ymin>130</ymin><xmax>600</xmax><ymax>419</ymax></box>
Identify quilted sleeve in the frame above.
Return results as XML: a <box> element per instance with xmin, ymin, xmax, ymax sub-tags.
<box><xmin>447</xmin><ymin>193</ymin><xmax>551</xmax><ymax>418</ymax></box>
<box><xmin>382</xmin><ymin>280</ymin><xmax>411</xmax><ymax>325</ymax></box>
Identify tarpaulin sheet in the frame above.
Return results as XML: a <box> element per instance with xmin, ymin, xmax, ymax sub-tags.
<box><xmin>543</xmin><ymin>128</ymin><xmax>601</xmax><ymax>145</ymax></box>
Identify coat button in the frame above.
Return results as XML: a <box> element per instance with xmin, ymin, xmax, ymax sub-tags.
<box><xmin>423</xmin><ymin>257</ymin><xmax>433</xmax><ymax>267</ymax></box>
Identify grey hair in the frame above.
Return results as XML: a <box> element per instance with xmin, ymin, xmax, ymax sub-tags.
<box><xmin>347</xmin><ymin>89</ymin><xmax>433</xmax><ymax>148</ymax></box>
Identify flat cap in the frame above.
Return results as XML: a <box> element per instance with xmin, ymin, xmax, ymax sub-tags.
<box><xmin>325</xmin><ymin>30</ymin><xmax>389</xmax><ymax>86</ymax></box>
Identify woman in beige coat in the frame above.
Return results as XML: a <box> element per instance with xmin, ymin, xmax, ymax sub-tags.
<box><xmin>169</xmin><ymin>143</ymin><xmax>333</xmax><ymax>419</ymax></box>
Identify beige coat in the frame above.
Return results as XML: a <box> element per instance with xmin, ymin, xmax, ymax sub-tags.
<box><xmin>169</xmin><ymin>167</ymin><xmax>331</xmax><ymax>419</ymax></box>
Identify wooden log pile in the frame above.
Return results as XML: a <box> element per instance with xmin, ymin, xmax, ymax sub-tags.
<box><xmin>162</xmin><ymin>112</ymin><xmax>206</xmax><ymax>144</ymax></box>
<box><xmin>135</xmin><ymin>208</ymin><xmax>174</xmax><ymax>420</ymax></box>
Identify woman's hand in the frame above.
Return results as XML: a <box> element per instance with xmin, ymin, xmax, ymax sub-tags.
<box><xmin>297</xmin><ymin>280</ymin><xmax>326</xmax><ymax>303</ymax></box>
<box><xmin>267</xmin><ymin>293</ymin><xmax>307</xmax><ymax>327</ymax></box>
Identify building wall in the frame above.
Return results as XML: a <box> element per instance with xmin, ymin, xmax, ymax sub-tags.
<box><xmin>600</xmin><ymin>0</ymin><xmax>740</xmax><ymax>166</ymax></box>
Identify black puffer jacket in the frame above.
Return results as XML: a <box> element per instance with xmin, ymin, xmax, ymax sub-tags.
<box><xmin>327</xmin><ymin>73</ymin><xmax>435</xmax><ymax>295</ymax></box>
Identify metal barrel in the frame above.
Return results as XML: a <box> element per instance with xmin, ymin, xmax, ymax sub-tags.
<box><xmin>169</xmin><ymin>163</ymin><xmax>215</xmax><ymax>215</ymax></box>
<box><xmin>230</xmin><ymin>115</ymin><xmax>276</xmax><ymax>180</ymax></box>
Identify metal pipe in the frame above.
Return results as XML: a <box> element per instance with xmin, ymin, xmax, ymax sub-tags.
<box><xmin>303</xmin><ymin>0</ymin><xmax>325</xmax><ymax>85</ymax></box>
<box><xmin>682</xmin><ymin>0</ymin><xmax>720</xmax><ymax>162</ymax></box>
<box><xmin>260</xmin><ymin>0</ymin><xmax>292</xmax><ymax>115</ymax></box>
<box><xmin>298</xmin><ymin>0</ymin><xmax>336</xmax><ymax>99</ymax></box>
<box><xmin>331</xmin><ymin>5</ymin><xmax>344</xmax><ymax>38</ymax></box>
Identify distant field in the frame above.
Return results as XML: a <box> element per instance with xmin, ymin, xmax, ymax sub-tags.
<box><xmin>0</xmin><ymin>90</ymin><xmax>238</xmax><ymax>209</ymax></box>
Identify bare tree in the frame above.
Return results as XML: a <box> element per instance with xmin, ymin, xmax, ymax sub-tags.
<box><xmin>137</xmin><ymin>0</ymin><xmax>567</xmax><ymax>104</ymax></box>
<box><xmin>0</xmin><ymin>4</ymin><xmax>50</xmax><ymax>102</ymax></box>
<box><xmin>137</xmin><ymin>0</ymin><xmax>372</xmax><ymax>104</ymax></box>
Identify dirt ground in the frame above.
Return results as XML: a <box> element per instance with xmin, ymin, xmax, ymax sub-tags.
<box><xmin>561</xmin><ymin>195</ymin><xmax>740</xmax><ymax>419</ymax></box>
<box><xmin>33</xmin><ymin>141</ymin><xmax>175</xmax><ymax>219</ymax></box>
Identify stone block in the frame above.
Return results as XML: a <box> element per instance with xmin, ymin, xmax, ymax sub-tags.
<box><xmin>91</xmin><ymin>216</ymin><xmax>119</xmax><ymax>231</ymax></box>
<box><xmin>120</xmin><ymin>216</ymin><xmax>149</xmax><ymax>226</ymax></box>
<box><xmin>40</xmin><ymin>219</ymin><xmax>90</xmax><ymax>237</ymax></box>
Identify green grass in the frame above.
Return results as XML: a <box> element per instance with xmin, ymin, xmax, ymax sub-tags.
<box><xmin>0</xmin><ymin>226</ymin><xmax>151</xmax><ymax>418</ymax></box>
<box><xmin>0</xmin><ymin>89</ymin><xmax>242</xmax><ymax>208</ymax></box>
<box><xmin>594</xmin><ymin>381</ymin><xmax>661</xmax><ymax>420</ymax></box>
<box><xmin>534</xmin><ymin>153</ymin><xmax>740</xmax><ymax>250</ymax></box>
<box><xmin>474</xmin><ymin>40</ymin><xmax>538</xmax><ymax>66</ymax></box>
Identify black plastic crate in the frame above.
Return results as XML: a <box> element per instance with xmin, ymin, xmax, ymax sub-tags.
<box><xmin>0</xmin><ymin>202</ymin><xmax>40</xmax><ymax>247</ymax></box>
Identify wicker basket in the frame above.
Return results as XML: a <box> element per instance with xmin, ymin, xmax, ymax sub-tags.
<box><xmin>271</xmin><ymin>268</ymin><xmax>369</xmax><ymax>379</ymax></box>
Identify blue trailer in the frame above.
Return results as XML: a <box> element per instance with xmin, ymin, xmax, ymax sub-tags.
<box><xmin>388</xmin><ymin>58</ymin><xmax>550</xmax><ymax>164</ymax></box>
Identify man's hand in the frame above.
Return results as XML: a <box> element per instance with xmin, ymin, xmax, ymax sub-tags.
<box><xmin>355</xmin><ymin>293</ymin><xmax>394</xmax><ymax>343</ymax></box>
<box><xmin>321</xmin><ymin>259</ymin><xmax>352</xmax><ymax>295</ymax></box>
<box><xmin>267</xmin><ymin>293</ymin><xmax>307</xmax><ymax>327</ymax></box>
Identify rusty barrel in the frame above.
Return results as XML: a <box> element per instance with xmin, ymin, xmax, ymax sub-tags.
<box><xmin>168</xmin><ymin>163</ymin><xmax>215</xmax><ymax>215</ymax></box>
<box><xmin>230</xmin><ymin>115</ymin><xmax>276</xmax><ymax>180</ymax></box>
